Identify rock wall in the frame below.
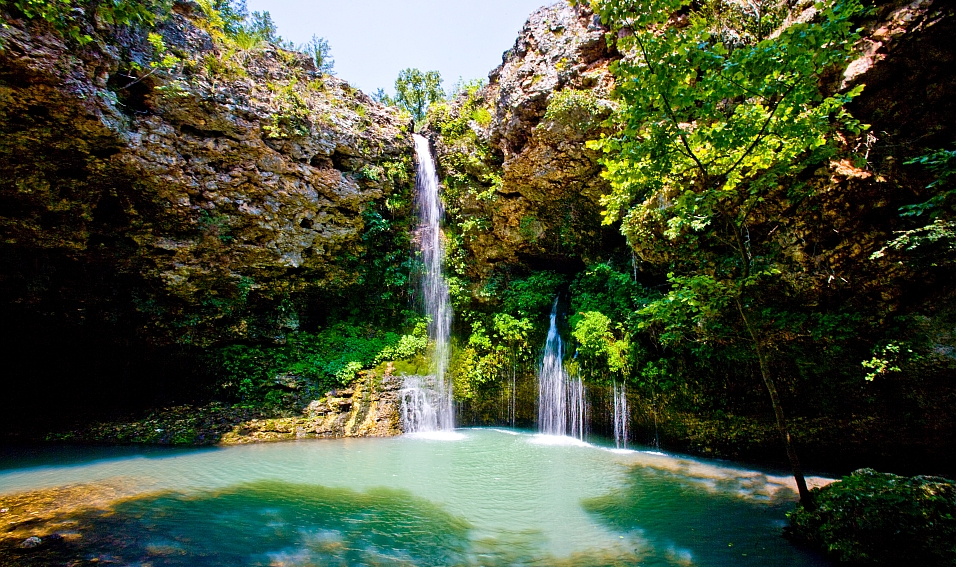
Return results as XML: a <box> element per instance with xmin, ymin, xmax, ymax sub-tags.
<box><xmin>43</xmin><ymin>372</ymin><xmax>402</xmax><ymax>444</ymax></box>
<box><xmin>0</xmin><ymin>1</ymin><xmax>415</xmax><ymax>347</ymax></box>
<box><xmin>429</xmin><ymin>2</ymin><xmax>623</xmax><ymax>281</ymax></box>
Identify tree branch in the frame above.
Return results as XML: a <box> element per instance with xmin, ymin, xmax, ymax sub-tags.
<box><xmin>629</xmin><ymin>27</ymin><xmax>709</xmax><ymax>180</ymax></box>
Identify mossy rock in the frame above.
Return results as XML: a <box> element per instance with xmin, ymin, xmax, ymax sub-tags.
<box><xmin>786</xmin><ymin>468</ymin><xmax>956</xmax><ymax>565</ymax></box>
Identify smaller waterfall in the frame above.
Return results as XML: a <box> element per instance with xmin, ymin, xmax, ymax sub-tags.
<box><xmin>568</xmin><ymin>372</ymin><xmax>586</xmax><ymax>440</ymax></box>
<box><xmin>538</xmin><ymin>298</ymin><xmax>587</xmax><ymax>439</ymax></box>
<box><xmin>612</xmin><ymin>381</ymin><xmax>628</xmax><ymax>449</ymax></box>
<box><xmin>538</xmin><ymin>299</ymin><xmax>567</xmax><ymax>435</ymax></box>
<box><xmin>400</xmin><ymin>375</ymin><xmax>441</xmax><ymax>432</ymax></box>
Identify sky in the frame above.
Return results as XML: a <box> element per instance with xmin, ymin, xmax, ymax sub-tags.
<box><xmin>245</xmin><ymin>0</ymin><xmax>553</xmax><ymax>96</ymax></box>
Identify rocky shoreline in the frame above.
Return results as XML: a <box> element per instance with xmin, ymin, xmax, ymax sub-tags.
<box><xmin>34</xmin><ymin>374</ymin><xmax>403</xmax><ymax>447</ymax></box>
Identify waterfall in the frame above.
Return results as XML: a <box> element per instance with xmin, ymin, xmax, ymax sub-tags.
<box><xmin>537</xmin><ymin>298</ymin><xmax>586</xmax><ymax>439</ymax></box>
<box><xmin>569</xmin><ymin>371</ymin><xmax>586</xmax><ymax>440</ymax></box>
<box><xmin>612</xmin><ymin>381</ymin><xmax>628</xmax><ymax>449</ymax></box>
<box><xmin>401</xmin><ymin>135</ymin><xmax>454</xmax><ymax>432</ymax></box>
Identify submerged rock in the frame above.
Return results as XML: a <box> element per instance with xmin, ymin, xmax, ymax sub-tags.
<box><xmin>20</xmin><ymin>536</ymin><xmax>41</xmax><ymax>549</ymax></box>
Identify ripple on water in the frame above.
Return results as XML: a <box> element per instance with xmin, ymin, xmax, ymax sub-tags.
<box><xmin>403</xmin><ymin>431</ymin><xmax>467</xmax><ymax>441</ymax></box>
<box><xmin>527</xmin><ymin>434</ymin><xmax>591</xmax><ymax>447</ymax></box>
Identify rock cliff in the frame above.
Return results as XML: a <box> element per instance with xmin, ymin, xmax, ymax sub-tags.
<box><xmin>428</xmin><ymin>2</ymin><xmax>623</xmax><ymax>281</ymax></box>
<box><xmin>0</xmin><ymin>1</ymin><xmax>415</xmax><ymax>347</ymax></box>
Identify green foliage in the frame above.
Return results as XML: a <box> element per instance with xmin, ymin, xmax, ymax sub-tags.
<box><xmin>147</xmin><ymin>31</ymin><xmax>181</xmax><ymax>70</ymax></box>
<box><xmin>871</xmin><ymin>219</ymin><xmax>956</xmax><ymax>264</ymax></box>
<box><xmin>214</xmin><ymin>321</ymin><xmax>428</xmax><ymax>402</ymax></box>
<box><xmin>299</xmin><ymin>34</ymin><xmax>334</xmax><ymax>75</ymax></box>
<box><xmin>450</xmin><ymin>272</ymin><xmax>564</xmax><ymax>399</ymax></box>
<box><xmin>579</xmin><ymin>0</ymin><xmax>873</xmax><ymax>415</ymax></box>
<box><xmin>0</xmin><ymin>0</ymin><xmax>171</xmax><ymax>45</ymax></box>
<box><xmin>211</xmin><ymin>0</ymin><xmax>246</xmax><ymax>35</ymax></box>
<box><xmin>568</xmin><ymin>263</ymin><xmax>662</xmax><ymax>385</ymax></box>
<box><xmin>570</xmin><ymin>311</ymin><xmax>631</xmax><ymax>376</ymax></box>
<box><xmin>499</xmin><ymin>271</ymin><xmax>565</xmax><ymax>319</ymax></box>
<box><xmin>786</xmin><ymin>469</ymin><xmax>956</xmax><ymax>565</ymax></box>
<box><xmin>245</xmin><ymin>9</ymin><xmax>278</xmax><ymax>42</ymax></box>
<box><xmin>873</xmin><ymin>145</ymin><xmax>956</xmax><ymax>265</ymax></box>
<box><xmin>590</xmin><ymin>0</ymin><xmax>865</xmax><ymax>237</ymax></box>
<box><xmin>540</xmin><ymin>88</ymin><xmax>605</xmax><ymax>131</ymax></box>
<box><xmin>262</xmin><ymin>77</ymin><xmax>310</xmax><ymax>138</ymax></box>
<box><xmin>394</xmin><ymin>68</ymin><xmax>444</xmax><ymax>124</ymax></box>
<box><xmin>901</xmin><ymin>146</ymin><xmax>956</xmax><ymax>217</ymax></box>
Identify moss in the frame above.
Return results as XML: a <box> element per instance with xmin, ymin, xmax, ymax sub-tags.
<box><xmin>786</xmin><ymin>469</ymin><xmax>956</xmax><ymax>565</ymax></box>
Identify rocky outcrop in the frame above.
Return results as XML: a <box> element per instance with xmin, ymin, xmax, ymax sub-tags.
<box><xmin>47</xmin><ymin>373</ymin><xmax>403</xmax><ymax>445</ymax></box>
<box><xmin>429</xmin><ymin>2</ymin><xmax>622</xmax><ymax>280</ymax></box>
<box><xmin>220</xmin><ymin>375</ymin><xmax>403</xmax><ymax>442</ymax></box>
<box><xmin>0</xmin><ymin>2</ymin><xmax>414</xmax><ymax>346</ymax></box>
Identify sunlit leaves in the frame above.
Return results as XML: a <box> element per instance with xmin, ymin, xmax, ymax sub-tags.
<box><xmin>591</xmin><ymin>0</ymin><xmax>865</xmax><ymax>255</ymax></box>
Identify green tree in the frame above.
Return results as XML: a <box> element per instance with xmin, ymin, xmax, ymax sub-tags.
<box><xmin>394</xmin><ymin>68</ymin><xmax>444</xmax><ymax>123</ymax></box>
<box><xmin>212</xmin><ymin>0</ymin><xmax>247</xmax><ymax>35</ymax></box>
<box><xmin>247</xmin><ymin>9</ymin><xmax>279</xmax><ymax>43</ymax></box>
<box><xmin>372</xmin><ymin>88</ymin><xmax>393</xmax><ymax>105</ymax></box>
<box><xmin>300</xmin><ymin>34</ymin><xmax>334</xmax><ymax>74</ymax></box>
<box><xmin>589</xmin><ymin>0</ymin><xmax>866</xmax><ymax>507</ymax></box>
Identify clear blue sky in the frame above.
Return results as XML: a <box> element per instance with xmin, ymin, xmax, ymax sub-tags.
<box><xmin>245</xmin><ymin>0</ymin><xmax>552</xmax><ymax>96</ymax></box>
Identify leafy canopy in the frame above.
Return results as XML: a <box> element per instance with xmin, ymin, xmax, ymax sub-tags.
<box><xmin>586</xmin><ymin>0</ymin><xmax>866</xmax><ymax>347</ymax></box>
<box><xmin>590</xmin><ymin>0</ymin><xmax>865</xmax><ymax>245</ymax></box>
<box><xmin>393</xmin><ymin>68</ymin><xmax>444</xmax><ymax>123</ymax></box>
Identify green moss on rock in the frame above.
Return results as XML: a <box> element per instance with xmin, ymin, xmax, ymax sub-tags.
<box><xmin>786</xmin><ymin>468</ymin><xmax>956</xmax><ymax>565</ymax></box>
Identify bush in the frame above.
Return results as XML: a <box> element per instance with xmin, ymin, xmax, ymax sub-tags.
<box><xmin>213</xmin><ymin>321</ymin><xmax>428</xmax><ymax>403</ymax></box>
<box><xmin>786</xmin><ymin>468</ymin><xmax>956</xmax><ymax>565</ymax></box>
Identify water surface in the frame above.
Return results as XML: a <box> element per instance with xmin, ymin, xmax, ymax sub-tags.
<box><xmin>0</xmin><ymin>429</ymin><xmax>831</xmax><ymax>566</ymax></box>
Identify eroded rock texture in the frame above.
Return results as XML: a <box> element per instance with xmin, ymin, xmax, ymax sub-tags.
<box><xmin>0</xmin><ymin>2</ymin><xmax>415</xmax><ymax>423</ymax></box>
<box><xmin>0</xmin><ymin>3</ymin><xmax>414</xmax><ymax>346</ymax></box>
<box><xmin>429</xmin><ymin>2</ymin><xmax>623</xmax><ymax>280</ymax></box>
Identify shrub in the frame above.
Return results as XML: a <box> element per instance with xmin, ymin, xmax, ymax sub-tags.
<box><xmin>786</xmin><ymin>468</ymin><xmax>956</xmax><ymax>565</ymax></box>
<box><xmin>213</xmin><ymin>321</ymin><xmax>428</xmax><ymax>403</ymax></box>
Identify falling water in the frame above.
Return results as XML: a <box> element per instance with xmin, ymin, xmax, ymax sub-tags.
<box><xmin>538</xmin><ymin>299</ymin><xmax>566</xmax><ymax>435</ymax></box>
<box><xmin>538</xmin><ymin>299</ymin><xmax>586</xmax><ymax>439</ymax></box>
<box><xmin>613</xmin><ymin>381</ymin><xmax>628</xmax><ymax>449</ymax></box>
<box><xmin>568</xmin><ymin>371</ymin><xmax>587</xmax><ymax>440</ymax></box>
<box><xmin>401</xmin><ymin>135</ymin><xmax>454</xmax><ymax>432</ymax></box>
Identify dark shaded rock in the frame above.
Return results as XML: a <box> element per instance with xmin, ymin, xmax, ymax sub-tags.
<box><xmin>0</xmin><ymin>8</ymin><xmax>415</xmax><ymax>347</ymax></box>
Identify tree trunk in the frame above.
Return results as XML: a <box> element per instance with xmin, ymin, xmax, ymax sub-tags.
<box><xmin>736</xmin><ymin>299</ymin><xmax>815</xmax><ymax>509</ymax></box>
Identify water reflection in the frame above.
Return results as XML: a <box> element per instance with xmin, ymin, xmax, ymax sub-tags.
<box><xmin>584</xmin><ymin>466</ymin><xmax>832</xmax><ymax>567</ymax></box>
<box><xmin>3</xmin><ymin>481</ymin><xmax>650</xmax><ymax>566</ymax></box>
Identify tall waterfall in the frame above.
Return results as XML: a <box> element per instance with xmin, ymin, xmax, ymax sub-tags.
<box><xmin>537</xmin><ymin>298</ymin><xmax>586</xmax><ymax>439</ymax></box>
<box><xmin>400</xmin><ymin>134</ymin><xmax>454</xmax><ymax>432</ymax></box>
<box><xmin>612</xmin><ymin>381</ymin><xmax>628</xmax><ymax>449</ymax></box>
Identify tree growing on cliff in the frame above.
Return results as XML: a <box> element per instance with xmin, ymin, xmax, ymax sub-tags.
<box><xmin>588</xmin><ymin>0</ymin><xmax>866</xmax><ymax>507</ymax></box>
<box><xmin>394</xmin><ymin>68</ymin><xmax>444</xmax><ymax>123</ymax></box>
<box><xmin>300</xmin><ymin>34</ymin><xmax>334</xmax><ymax>75</ymax></box>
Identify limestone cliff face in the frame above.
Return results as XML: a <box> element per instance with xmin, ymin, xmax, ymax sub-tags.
<box><xmin>431</xmin><ymin>0</ymin><xmax>955</xmax><ymax>298</ymax></box>
<box><xmin>429</xmin><ymin>2</ymin><xmax>622</xmax><ymax>281</ymax></box>
<box><xmin>0</xmin><ymin>2</ymin><xmax>414</xmax><ymax>346</ymax></box>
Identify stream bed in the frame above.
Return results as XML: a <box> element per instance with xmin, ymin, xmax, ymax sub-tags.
<box><xmin>0</xmin><ymin>428</ymin><xmax>832</xmax><ymax>566</ymax></box>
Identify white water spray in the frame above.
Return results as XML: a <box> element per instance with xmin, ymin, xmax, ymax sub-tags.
<box><xmin>537</xmin><ymin>298</ymin><xmax>586</xmax><ymax>439</ymax></box>
<box><xmin>612</xmin><ymin>381</ymin><xmax>628</xmax><ymax>449</ymax></box>
<box><xmin>401</xmin><ymin>135</ymin><xmax>454</xmax><ymax>432</ymax></box>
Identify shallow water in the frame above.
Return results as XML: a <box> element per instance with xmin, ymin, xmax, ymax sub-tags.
<box><xmin>0</xmin><ymin>429</ymin><xmax>831</xmax><ymax>566</ymax></box>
